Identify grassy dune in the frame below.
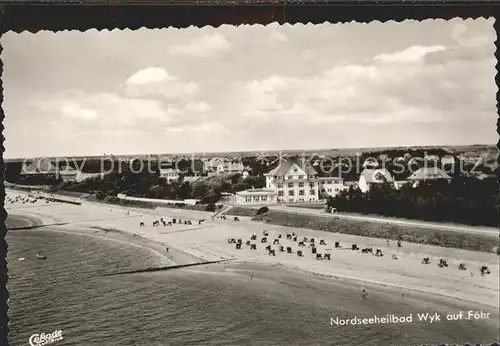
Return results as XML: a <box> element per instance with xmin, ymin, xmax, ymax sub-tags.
<box><xmin>226</xmin><ymin>207</ymin><xmax>499</xmax><ymax>253</ymax></box>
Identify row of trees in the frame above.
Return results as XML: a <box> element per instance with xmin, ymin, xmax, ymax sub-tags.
<box><xmin>49</xmin><ymin>163</ymin><xmax>267</xmax><ymax>205</ymax></box>
<box><xmin>326</xmin><ymin>178</ymin><xmax>499</xmax><ymax>227</ymax></box>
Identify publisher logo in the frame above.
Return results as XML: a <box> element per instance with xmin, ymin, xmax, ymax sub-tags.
<box><xmin>29</xmin><ymin>330</ymin><xmax>63</xmax><ymax>346</ymax></box>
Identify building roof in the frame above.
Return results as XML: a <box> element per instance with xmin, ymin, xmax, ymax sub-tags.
<box><xmin>58</xmin><ymin>167</ymin><xmax>79</xmax><ymax>176</ymax></box>
<box><xmin>265</xmin><ymin>158</ymin><xmax>317</xmax><ymax>177</ymax></box>
<box><xmin>183</xmin><ymin>176</ymin><xmax>201</xmax><ymax>183</ymax></box>
<box><xmin>236</xmin><ymin>188</ymin><xmax>277</xmax><ymax>196</ymax></box>
<box><xmin>360</xmin><ymin>168</ymin><xmax>395</xmax><ymax>183</ymax></box>
<box><xmin>160</xmin><ymin>168</ymin><xmax>181</xmax><ymax>174</ymax></box>
<box><xmin>407</xmin><ymin>167</ymin><xmax>452</xmax><ymax>181</ymax></box>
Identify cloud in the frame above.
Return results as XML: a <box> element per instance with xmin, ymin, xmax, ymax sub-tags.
<box><xmin>374</xmin><ymin>45</ymin><xmax>446</xmax><ymax>63</ymax></box>
<box><xmin>126</xmin><ymin>67</ymin><xmax>171</xmax><ymax>85</ymax></box>
<box><xmin>36</xmin><ymin>87</ymin><xmax>217</xmax><ymax>141</ymax></box>
<box><xmin>165</xmin><ymin>121</ymin><xmax>226</xmax><ymax>135</ymax></box>
<box><xmin>270</xmin><ymin>31</ymin><xmax>288</xmax><ymax>42</ymax></box>
<box><xmin>168</xmin><ymin>33</ymin><xmax>231</xmax><ymax>57</ymax></box>
<box><xmin>124</xmin><ymin>67</ymin><xmax>198</xmax><ymax>100</ymax></box>
<box><xmin>237</xmin><ymin>37</ymin><xmax>495</xmax><ymax>128</ymax></box>
<box><xmin>37</xmin><ymin>90</ymin><xmax>174</xmax><ymax>129</ymax></box>
<box><xmin>185</xmin><ymin>101</ymin><xmax>212</xmax><ymax>113</ymax></box>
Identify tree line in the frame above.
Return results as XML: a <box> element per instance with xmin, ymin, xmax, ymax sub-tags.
<box><xmin>326</xmin><ymin>178</ymin><xmax>499</xmax><ymax>227</ymax></box>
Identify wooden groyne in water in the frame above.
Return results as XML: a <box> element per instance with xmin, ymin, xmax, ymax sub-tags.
<box><xmin>102</xmin><ymin>259</ymin><xmax>234</xmax><ymax>277</ymax></box>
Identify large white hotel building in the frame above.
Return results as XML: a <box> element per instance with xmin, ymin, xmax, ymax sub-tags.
<box><xmin>263</xmin><ymin>158</ymin><xmax>344</xmax><ymax>203</ymax></box>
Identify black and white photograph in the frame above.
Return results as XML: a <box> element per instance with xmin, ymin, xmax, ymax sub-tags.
<box><xmin>2</xmin><ymin>18</ymin><xmax>499</xmax><ymax>346</ymax></box>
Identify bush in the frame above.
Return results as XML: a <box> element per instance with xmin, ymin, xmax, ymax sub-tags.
<box><xmin>205</xmin><ymin>203</ymin><xmax>216</xmax><ymax>212</ymax></box>
<box><xmin>256</xmin><ymin>206</ymin><xmax>269</xmax><ymax>215</ymax></box>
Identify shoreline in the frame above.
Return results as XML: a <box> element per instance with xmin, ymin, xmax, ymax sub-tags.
<box><xmin>6</xmin><ymin>189</ymin><xmax>499</xmax><ymax>308</ymax></box>
<box><xmin>7</xmin><ymin>214</ymin><xmax>203</xmax><ymax>267</ymax></box>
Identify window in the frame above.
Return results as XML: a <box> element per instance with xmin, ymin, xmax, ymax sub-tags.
<box><xmin>309</xmin><ymin>183</ymin><xmax>315</xmax><ymax>188</ymax></box>
<box><xmin>260</xmin><ymin>196</ymin><xmax>267</xmax><ymax>201</ymax></box>
<box><xmin>287</xmin><ymin>175</ymin><xmax>293</xmax><ymax>180</ymax></box>
<box><xmin>299</xmin><ymin>182</ymin><xmax>304</xmax><ymax>188</ymax></box>
<box><xmin>327</xmin><ymin>189</ymin><xmax>332</xmax><ymax>192</ymax></box>
<box><xmin>288</xmin><ymin>183</ymin><xmax>293</xmax><ymax>188</ymax></box>
<box><xmin>335</xmin><ymin>188</ymin><xmax>340</xmax><ymax>192</ymax></box>
<box><xmin>309</xmin><ymin>189</ymin><xmax>315</xmax><ymax>195</ymax></box>
<box><xmin>253</xmin><ymin>196</ymin><xmax>259</xmax><ymax>202</ymax></box>
<box><xmin>299</xmin><ymin>175</ymin><xmax>304</xmax><ymax>179</ymax></box>
<box><xmin>278</xmin><ymin>191</ymin><xmax>283</xmax><ymax>197</ymax></box>
<box><xmin>245</xmin><ymin>197</ymin><xmax>251</xmax><ymax>202</ymax></box>
<box><xmin>299</xmin><ymin>190</ymin><xmax>304</xmax><ymax>196</ymax></box>
<box><xmin>278</xmin><ymin>183</ymin><xmax>283</xmax><ymax>188</ymax></box>
<box><xmin>289</xmin><ymin>190</ymin><xmax>295</xmax><ymax>196</ymax></box>
<box><xmin>293</xmin><ymin>168</ymin><xmax>298</xmax><ymax>172</ymax></box>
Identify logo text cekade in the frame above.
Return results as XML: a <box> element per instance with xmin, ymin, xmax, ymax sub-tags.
<box><xmin>331</xmin><ymin>310</ymin><xmax>491</xmax><ymax>326</ymax></box>
<box><xmin>29</xmin><ymin>330</ymin><xmax>63</xmax><ymax>346</ymax></box>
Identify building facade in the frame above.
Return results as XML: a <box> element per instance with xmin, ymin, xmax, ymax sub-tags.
<box><xmin>159</xmin><ymin>168</ymin><xmax>181</xmax><ymax>183</ymax></box>
<box><xmin>234</xmin><ymin>188</ymin><xmax>278</xmax><ymax>205</ymax></box>
<box><xmin>203</xmin><ymin>158</ymin><xmax>244</xmax><ymax>175</ymax></box>
<box><xmin>264</xmin><ymin>159</ymin><xmax>344</xmax><ymax>203</ymax></box>
<box><xmin>358</xmin><ymin>168</ymin><xmax>398</xmax><ymax>193</ymax></box>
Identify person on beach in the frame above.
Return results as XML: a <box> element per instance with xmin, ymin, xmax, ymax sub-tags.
<box><xmin>361</xmin><ymin>287</ymin><xmax>367</xmax><ymax>298</ymax></box>
<box><xmin>250</xmin><ymin>273</ymin><xmax>253</xmax><ymax>280</ymax></box>
<box><xmin>166</xmin><ymin>248</ymin><xmax>169</xmax><ymax>252</ymax></box>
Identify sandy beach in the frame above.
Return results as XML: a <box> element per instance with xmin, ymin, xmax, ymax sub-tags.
<box><xmin>6</xmin><ymin>189</ymin><xmax>499</xmax><ymax>308</ymax></box>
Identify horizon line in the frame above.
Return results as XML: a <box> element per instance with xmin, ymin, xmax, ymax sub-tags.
<box><xmin>3</xmin><ymin>143</ymin><xmax>496</xmax><ymax>161</ymax></box>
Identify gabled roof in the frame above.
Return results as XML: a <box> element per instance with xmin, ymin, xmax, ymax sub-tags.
<box><xmin>407</xmin><ymin>167</ymin><xmax>451</xmax><ymax>181</ymax></box>
<box><xmin>236</xmin><ymin>188</ymin><xmax>277</xmax><ymax>196</ymax></box>
<box><xmin>360</xmin><ymin>168</ymin><xmax>395</xmax><ymax>183</ymax></box>
<box><xmin>265</xmin><ymin>159</ymin><xmax>317</xmax><ymax>177</ymax></box>
<box><xmin>58</xmin><ymin>167</ymin><xmax>79</xmax><ymax>176</ymax></box>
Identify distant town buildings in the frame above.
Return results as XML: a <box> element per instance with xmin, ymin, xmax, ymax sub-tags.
<box><xmin>159</xmin><ymin>168</ymin><xmax>181</xmax><ymax>183</ymax></box>
<box><xmin>203</xmin><ymin>158</ymin><xmax>244</xmax><ymax>176</ymax></box>
<box><xmin>20</xmin><ymin>158</ymin><xmax>109</xmax><ymax>182</ymax></box>
<box><xmin>21</xmin><ymin>159</ymin><xmax>58</xmax><ymax>178</ymax></box>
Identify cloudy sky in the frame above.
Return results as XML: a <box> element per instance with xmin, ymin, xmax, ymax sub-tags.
<box><xmin>2</xmin><ymin>18</ymin><xmax>496</xmax><ymax>158</ymax></box>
